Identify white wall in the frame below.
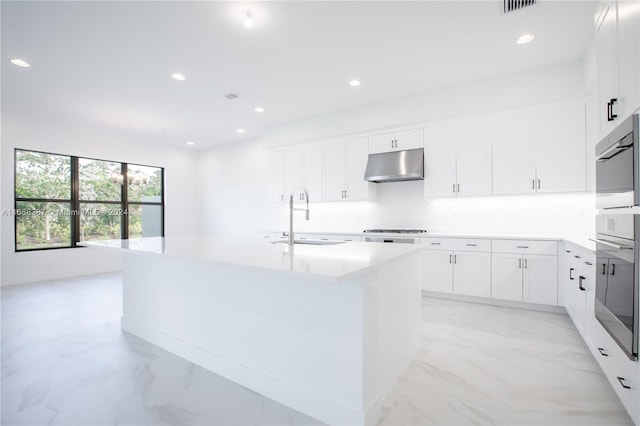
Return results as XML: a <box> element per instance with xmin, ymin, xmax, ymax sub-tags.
<box><xmin>1</xmin><ymin>114</ymin><xmax>199</xmax><ymax>286</ymax></box>
<box><xmin>199</xmin><ymin>59</ymin><xmax>595</xmax><ymax>239</ymax></box>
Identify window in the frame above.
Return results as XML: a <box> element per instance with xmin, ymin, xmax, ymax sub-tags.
<box><xmin>14</xmin><ymin>149</ymin><xmax>164</xmax><ymax>251</ymax></box>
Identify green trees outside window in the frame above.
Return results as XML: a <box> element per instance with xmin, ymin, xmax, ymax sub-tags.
<box><xmin>14</xmin><ymin>149</ymin><xmax>164</xmax><ymax>251</ymax></box>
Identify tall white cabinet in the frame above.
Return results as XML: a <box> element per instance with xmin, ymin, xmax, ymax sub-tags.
<box><xmin>594</xmin><ymin>0</ymin><xmax>640</xmax><ymax>138</ymax></box>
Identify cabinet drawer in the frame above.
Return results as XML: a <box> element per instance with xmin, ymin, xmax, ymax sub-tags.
<box><xmin>421</xmin><ymin>237</ymin><xmax>454</xmax><ymax>250</ymax></box>
<box><xmin>449</xmin><ymin>238</ymin><xmax>491</xmax><ymax>252</ymax></box>
<box><xmin>315</xmin><ymin>234</ymin><xmax>362</xmax><ymax>242</ymax></box>
<box><xmin>492</xmin><ymin>239</ymin><xmax>558</xmax><ymax>255</ymax></box>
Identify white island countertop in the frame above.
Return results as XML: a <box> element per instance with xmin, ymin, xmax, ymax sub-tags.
<box><xmin>80</xmin><ymin>236</ymin><xmax>423</xmax><ymax>282</ymax></box>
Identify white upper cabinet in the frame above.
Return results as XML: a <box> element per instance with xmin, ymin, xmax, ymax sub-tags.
<box><xmin>423</xmin><ymin>120</ymin><xmax>457</xmax><ymax>198</ymax></box>
<box><xmin>491</xmin><ymin>108</ymin><xmax>535</xmax><ymax>195</ymax></box>
<box><xmin>368</xmin><ymin>128</ymin><xmax>423</xmax><ymax>154</ymax></box>
<box><xmin>455</xmin><ymin>115</ymin><xmax>493</xmax><ymax>197</ymax></box>
<box><xmin>530</xmin><ymin>99</ymin><xmax>586</xmax><ymax>193</ymax></box>
<box><xmin>595</xmin><ymin>0</ymin><xmax>640</xmax><ymax>137</ymax></box>
<box><xmin>270</xmin><ymin>142</ymin><xmax>325</xmax><ymax>203</ymax></box>
<box><xmin>323</xmin><ymin>137</ymin><xmax>372</xmax><ymax>201</ymax></box>
<box><xmin>301</xmin><ymin>142</ymin><xmax>323</xmax><ymax>202</ymax></box>
<box><xmin>492</xmin><ymin>100</ymin><xmax>586</xmax><ymax>195</ymax></box>
<box><xmin>424</xmin><ymin>115</ymin><xmax>492</xmax><ymax>198</ymax></box>
<box><xmin>271</xmin><ymin>150</ymin><xmax>286</xmax><ymax>203</ymax></box>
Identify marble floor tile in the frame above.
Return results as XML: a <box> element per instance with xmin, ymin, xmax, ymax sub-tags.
<box><xmin>1</xmin><ymin>275</ymin><xmax>634</xmax><ymax>426</ymax></box>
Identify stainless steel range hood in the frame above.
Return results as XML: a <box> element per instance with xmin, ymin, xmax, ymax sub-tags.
<box><xmin>364</xmin><ymin>148</ymin><xmax>424</xmax><ymax>183</ymax></box>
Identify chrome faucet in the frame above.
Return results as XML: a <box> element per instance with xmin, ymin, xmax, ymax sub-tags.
<box><xmin>289</xmin><ymin>188</ymin><xmax>310</xmax><ymax>245</ymax></box>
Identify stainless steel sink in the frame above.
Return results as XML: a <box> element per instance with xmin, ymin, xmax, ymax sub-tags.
<box><xmin>271</xmin><ymin>240</ymin><xmax>346</xmax><ymax>246</ymax></box>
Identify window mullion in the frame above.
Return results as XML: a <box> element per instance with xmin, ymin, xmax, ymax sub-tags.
<box><xmin>71</xmin><ymin>157</ymin><xmax>80</xmax><ymax>247</ymax></box>
<box><xmin>122</xmin><ymin>163</ymin><xmax>129</xmax><ymax>240</ymax></box>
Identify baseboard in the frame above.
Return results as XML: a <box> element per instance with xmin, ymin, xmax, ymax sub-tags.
<box><xmin>422</xmin><ymin>291</ymin><xmax>567</xmax><ymax>314</ymax></box>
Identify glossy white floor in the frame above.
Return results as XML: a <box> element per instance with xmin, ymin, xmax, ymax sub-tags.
<box><xmin>1</xmin><ymin>273</ymin><xmax>633</xmax><ymax>426</ymax></box>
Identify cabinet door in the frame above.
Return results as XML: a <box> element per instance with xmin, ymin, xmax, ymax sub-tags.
<box><xmin>617</xmin><ymin>0</ymin><xmax>640</xmax><ymax>121</ymax></box>
<box><xmin>270</xmin><ymin>150</ymin><xmax>286</xmax><ymax>203</ymax></box>
<box><xmin>596</xmin><ymin>1</ymin><xmax>620</xmax><ymax>137</ymax></box>
<box><xmin>302</xmin><ymin>142</ymin><xmax>323</xmax><ymax>202</ymax></box>
<box><xmin>491</xmin><ymin>109</ymin><xmax>535</xmax><ymax>195</ymax></box>
<box><xmin>395</xmin><ymin>128</ymin><xmax>424</xmax><ymax>151</ymax></box>
<box><xmin>344</xmin><ymin>137</ymin><xmax>370</xmax><ymax>200</ymax></box>
<box><xmin>423</xmin><ymin>250</ymin><xmax>454</xmax><ymax>293</ymax></box>
<box><xmin>523</xmin><ymin>254</ymin><xmax>558</xmax><ymax>305</ymax></box>
<box><xmin>453</xmin><ymin>251</ymin><xmax>491</xmax><ymax>298</ymax></box>
<box><xmin>491</xmin><ymin>253</ymin><xmax>523</xmax><ymax>301</ymax></box>
<box><xmin>323</xmin><ymin>142</ymin><xmax>346</xmax><ymax>201</ymax></box>
<box><xmin>368</xmin><ymin>132</ymin><xmax>396</xmax><ymax>154</ymax></box>
<box><xmin>531</xmin><ymin>99</ymin><xmax>586</xmax><ymax>194</ymax></box>
<box><xmin>285</xmin><ymin>146</ymin><xmax>303</xmax><ymax>198</ymax></box>
<box><xmin>455</xmin><ymin>115</ymin><xmax>492</xmax><ymax>197</ymax></box>
<box><xmin>424</xmin><ymin>120</ymin><xmax>457</xmax><ymax>198</ymax></box>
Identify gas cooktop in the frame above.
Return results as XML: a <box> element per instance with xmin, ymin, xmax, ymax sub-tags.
<box><xmin>363</xmin><ymin>229</ymin><xmax>428</xmax><ymax>234</ymax></box>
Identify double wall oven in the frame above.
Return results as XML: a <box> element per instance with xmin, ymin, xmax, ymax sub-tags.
<box><xmin>594</xmin><ymin>114</ymin><xmax>639</xmax><ymax>360</ymax></box>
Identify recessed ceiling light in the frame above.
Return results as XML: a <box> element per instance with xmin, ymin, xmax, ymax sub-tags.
<box><xmin>186</xmin><ymin>141</ymin><xmax>195</xmax><ymax>146</ymax></box>
<box><xmin>10</xmin><ymin>58</ymin><xmax>30</xmax><ymax>68</ymax></box>
<box><xmin>254</xmin><ymin>106</ymin><xmax>265</xmax><ymax>113</ymax></box>
<box><xmin>244</xmin><ymin>10</ymin><xmax>253</xmax><ymax>28</ymax></box>
<box><xmin>171</xmin><ymin>72</ymin><xmax>186</xmax><ymax>81</ymax></box>
<box><xmin>516</xmin><ymin>33</ymin><xmax>535</xmax><ymax>45</ymax></box>
<box><xmin>237</xmin><ymin>128</ymin><xmax>246</xmax><ymax>134</ymax></box>
<box><xmin>349</xmin><ymin>79</ymin><xmax>362</xmax><ymax>87</ymax></box>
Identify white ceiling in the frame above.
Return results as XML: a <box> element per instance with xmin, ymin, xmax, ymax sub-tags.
<box><xmin>2</xmin><ymin>1</ymin><xmax>597</xmax><ymax>149</ymax></box>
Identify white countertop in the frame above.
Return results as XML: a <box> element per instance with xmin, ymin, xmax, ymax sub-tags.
<box><xmin>80</xmin><ymin>236</ymin><xmax>423</xmax><ymax>282</ymax></box>
<box><xmin>269</xmin><ymin>229</ymin><xmax>594</xmax><ymax>244</ymax></box>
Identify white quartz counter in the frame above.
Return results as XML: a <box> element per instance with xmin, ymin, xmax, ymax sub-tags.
<box><xmin>81</xmin><ymin>236</ymin><xmax>423</xmax><ymax>282</ymax></box>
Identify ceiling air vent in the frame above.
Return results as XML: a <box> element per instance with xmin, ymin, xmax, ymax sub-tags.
<box><xmin>503</xmin><ymin>0</ymin><xmax>536</xmax><ymax>14</ymax></box>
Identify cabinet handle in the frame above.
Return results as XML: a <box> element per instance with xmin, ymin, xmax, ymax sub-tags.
<box><xmin>617</xmin><ymin>376</ymin><xmax>631</xmax><ymax>390</ymax></box>
<box><xmin>431</xmin><ymin>242</ymin><xmax>441</xmax><ymax>245</ymax></box>
<box><xmin>569</xmin><ymin>267</ymin><xmax>574</xmax><ymax>280</ymax></box>
<box><xmin>585</xmin><ymin>261</ymin><xmax>593</xmax><ymax>266</ymax></box>
<box><xmin>611</xmin><ymin>263</ymin><xmax>616</xmax><ymax>276</ymax></box>
<box><xmin>453</xmin><ymin>184</ymin><xmax>456</xmax><ymax>193</ymax></box>
<box><xmin>457</xmin><ymin>184</ymin><xmax>460</xmax><ymax>193</ymax></box>
<box><xmin>537</xmin><ymin>179</ymin><xmax>541</xmax><ymax>189</ymax></box>
<box><xmin>518</xmin><ymin>258</ymin><xmax>522</xmax><ymax>269</ymax></box>
<box><xmin>524</xmin><ymin>258</ymin><xmax>528</xmax><ymax>269</ymax></box>
<box><xmin>454</xmin><ymin>254</ymin><xmax>457</xmax><ymax>264</ymax></box>
<box><xmin>516</xmin><ymin>246</ymin><xmax>529</xmax><ymax>249</ymax></box>
<box><xmin>281</xmin><ymin>194</ymin><xmax>284</xmax><ymax>201</ymax></box>
<box><xmin>466</xmin><ymin>243</ymin><xmax>477</xmax><ymax>247</ymax></box>
<box><xmin>449</xmin><ymin>254</ymin><xmax>452</xmax><ymax>264</ymax></box>
<box><xmin>597</xmin><ymin>347</ymin><xmax>608</xmax><ymax>357</ymax></box>
<box><xmin>579</xmin><ymin>276</ymin><xmax>586</xmax><ymax>291</ymax></box>
<box><xmin>532</xmin><ymin>179</ymin><xmax>535</xmax><ymax>189</ymax></box>
<box><xmin>608</xmin><ymin>98</ymin><xmax>618</xmax><ymax>122</ymax></box>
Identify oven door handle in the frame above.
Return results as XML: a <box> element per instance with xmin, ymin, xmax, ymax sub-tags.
<box><xmin>597</xmin><ymin>140</ymin><xmax>631</xmax><ymax>161</ymax></box>
<box><xmin>589</xmin><ymin>238</ymin><xmax>634</xmax><ymax>250</ymax></box>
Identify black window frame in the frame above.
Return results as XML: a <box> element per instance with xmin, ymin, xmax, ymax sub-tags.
<box><xmin>14</xmin><ymin>148</ymin><xmax>165</xmax><ymax>252</ymax></box>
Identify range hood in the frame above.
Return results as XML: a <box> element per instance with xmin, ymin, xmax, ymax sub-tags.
<box><xmin>364</xmin><ymin>148</ymin><xmax>424</xmax><ymax>183</ymax></box>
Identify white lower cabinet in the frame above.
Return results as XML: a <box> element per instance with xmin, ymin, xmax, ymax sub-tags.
<box><xmin>453</xmin><ymin>251</ymin><xmax>491</xmax><ymax>297</ymax></box>
<box><xmin>422</xmin><ymin>238</ymin><xmax>491</xmax><ymax>297</ymax></box>
<box><xmin>491</xmin><ymin>240</ymin><xmax>558</xmax><ymax>305</ymax></box>
<box><xmin>422</xmin><ymin>250</ymin><xmax>454</xmax><ymax>293</ymax></box>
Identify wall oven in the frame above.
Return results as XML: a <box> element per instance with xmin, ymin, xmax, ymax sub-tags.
<box><xmin>594</xmin><ymin>214</ymin><xmax>638</xmax><ymax>360</ymax></box>
<box><xmin>596</xmin><ymin>114</ymin><xmax>639</xmax><ymax>210</ymax></box>
<box><xmin>594</xmin><ymin>114</ymin><xmax>639</xmax><ymax>361</ymax></box>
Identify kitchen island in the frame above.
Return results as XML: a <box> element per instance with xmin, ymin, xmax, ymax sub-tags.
<box><xmin>81</xmin><ymin>236</ymin><xmax>423</xmax><ymax>426</ymax></box>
